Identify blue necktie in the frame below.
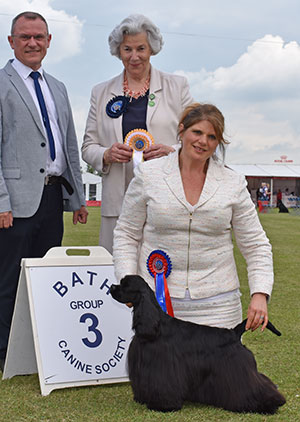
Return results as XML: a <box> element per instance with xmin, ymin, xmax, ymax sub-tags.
<box><xmin>30</xmin><ymin>71</ymin><xmax>56</xmax><ymax>161</ymax></box>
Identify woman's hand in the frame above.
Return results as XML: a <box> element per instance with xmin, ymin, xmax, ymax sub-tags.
<box><xmin>103</xmin><ymin>142</ymin><xmax>133</xmax><ymax>165</ymax></box>
<box><xmin>246</xmin><ymin>292</ymin><xmax>268</xmax><ymax>332</ymax></box>
<box><xmin>143</xmin><ymin>144</ymin><xmax>175</xmax><ymax>161</ymax></box>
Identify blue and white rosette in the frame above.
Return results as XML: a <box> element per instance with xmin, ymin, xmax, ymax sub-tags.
<box><xmin>106</xmin><ymin>96</ymin><xmax>129</xmax><ymax>118</ymax></box>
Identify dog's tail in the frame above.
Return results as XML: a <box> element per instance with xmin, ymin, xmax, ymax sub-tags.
<box><xmin>234</xmin><ymin>319</ymin><xmax>282</xmax><ymax>338</ymax></box>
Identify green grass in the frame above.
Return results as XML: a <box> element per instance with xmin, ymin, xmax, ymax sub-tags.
<box><xmin>62</xmin><ymin>206</ymin><xmax>101</xmax><ymax>248</ymax></box>
<box><xmin>1</xmin><ymin>208</ymin><xmax>299</xmax><ymax>422</ymax></box>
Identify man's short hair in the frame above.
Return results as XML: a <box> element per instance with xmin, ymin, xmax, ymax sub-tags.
<box><xmin>11</xmin><ymin>11</ymin><xmax>49</xmax><ymax>35</ymax></box>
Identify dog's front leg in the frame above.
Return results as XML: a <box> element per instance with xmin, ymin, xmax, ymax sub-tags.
<box><xmin>129</xmin><ymin>340</ymin><xmax>184</xmax><ymax>412</ymax></box>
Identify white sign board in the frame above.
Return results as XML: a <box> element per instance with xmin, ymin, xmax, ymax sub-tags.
<box><xmin>2</xmin><ymin>247</ymin><xmax>133</xmax><ymax>395</ymax></box>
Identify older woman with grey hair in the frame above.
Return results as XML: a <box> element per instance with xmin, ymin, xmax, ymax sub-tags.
<box><xmin>82</xmin><ymin>14</ymin><xmax>193</xmax><ymax>254</ymax></box>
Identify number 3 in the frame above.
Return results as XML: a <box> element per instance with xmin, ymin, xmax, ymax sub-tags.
<box><xmin>80</xmin><ymin>313</ymin><xmax>103</xmax><ymax>348</ymax></box>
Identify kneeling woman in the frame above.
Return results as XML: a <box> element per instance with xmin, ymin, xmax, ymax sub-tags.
<box><xmin>113</xmin><ymin>103</ymin><xmax>273</xmax><ymax>331</ymax></box>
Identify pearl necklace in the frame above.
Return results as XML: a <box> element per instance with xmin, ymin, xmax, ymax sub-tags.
<box><xmin>123</xmin><ymin>74</ymin><xmax>150</xmax><ymax>100</ymax></box>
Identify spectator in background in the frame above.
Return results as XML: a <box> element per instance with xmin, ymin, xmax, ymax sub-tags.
<box><xmin>276</xmin><ymin>189</ymin><xmax>282</xmax><ymax>207</ymax></box>
<box><xmin>259</xmin><ymin>182</ymin><xmax>269</xmax><ymax>201</ymax></box>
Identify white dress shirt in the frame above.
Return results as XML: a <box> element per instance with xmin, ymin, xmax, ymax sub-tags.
<box><xmin>12</xmin><ymin>58</ymin><xmax>67</xmax><ymax>176</ymax></box>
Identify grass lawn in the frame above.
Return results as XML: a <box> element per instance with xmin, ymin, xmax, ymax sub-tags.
<box><xmin>1</xmin><ymin>208</ymin><xmax>299</xmax><ymax>422</ymax></box>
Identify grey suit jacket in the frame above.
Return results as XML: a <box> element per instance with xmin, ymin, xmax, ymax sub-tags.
<box><xmin>0</xmin><ymin>60</ymin><xmax>85</xmax><ymax>217</ymax></box>
<box><xmin>82</xmin><ymin>66</ymin><xmax>193</xmax><ymax>216</ymax></box>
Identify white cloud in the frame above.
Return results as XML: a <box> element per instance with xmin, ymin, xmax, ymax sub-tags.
<box><xmin>176</xmin><ymin>35</ymin><xmax>300</xmax><ymax>164</ymax></box>
<box><xmin>178</xmin><ymin>35</ymin><xmax>300</xmax><ymax>100</ymax></box>
<box><xmin>224</xmin><ymin>107</ymin><xmax>299</xmax><ymax>164</ymax></box>
<box><xmin>71</xmin><ymin>99</ymin><xmax>88</xmax><ymax>143</ymax></box>
<box><xmin>0</xmin><ymin>0</ymin><xmax>84</xmax><ymax>65</ymax></box>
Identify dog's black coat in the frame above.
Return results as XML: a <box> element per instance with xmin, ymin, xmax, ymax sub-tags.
<box><xmin>110</xmin><ymin>275</ymin><xmax>286</xmax><ymax>414</ymax></box>
<box><xmin>278</xmin><ymin>199</ymin><xmax>289</xmax><ymax>213</ymax></box>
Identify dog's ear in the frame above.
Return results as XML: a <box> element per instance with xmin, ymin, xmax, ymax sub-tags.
<box><xmin>133</xmin><ymin>293</ymin><xmax>161</xmax><ymax>340</ymax></box>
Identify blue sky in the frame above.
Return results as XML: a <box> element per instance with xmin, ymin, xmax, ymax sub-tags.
<box><xmin>1</xmin><ymin>0</ymin><xmax>300</xmax><ymax>167</ymax></box>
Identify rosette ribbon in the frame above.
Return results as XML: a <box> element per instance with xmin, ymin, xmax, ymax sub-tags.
<box><xmin>124</xmin><ymin>129</ymin><xmax>154</xmax><ymax>168</ymax></box>
<box><xmin>106</xmin><ymin>96</ymin><xmax>129</xmax><ymax>118</ymax></box>
<box><xmin>147</xmin><ymin>250</ymin><xmax>174</xmax><ymax>317</ymax></box>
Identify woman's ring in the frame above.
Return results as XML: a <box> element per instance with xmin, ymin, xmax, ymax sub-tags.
<box><xmin>259</xmin><ymin>316</ymin><xmax>264</xmax><ymax>320</ymax></box>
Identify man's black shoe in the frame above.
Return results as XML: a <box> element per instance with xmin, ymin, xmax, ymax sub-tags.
<box><xmin>0</xmin><ymin>358</ymin><xmax>5</xmax><ymax>372</ymax></box>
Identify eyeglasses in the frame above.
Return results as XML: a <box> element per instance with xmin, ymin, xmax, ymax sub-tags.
<box><xmin>12</xmin><ymin>34</ymin><xmax>48</xmax><ymax>41</ymax></box>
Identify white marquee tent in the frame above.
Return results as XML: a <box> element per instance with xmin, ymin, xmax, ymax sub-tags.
<box><xmin>228</xmin><ymin>163</ymin><xmax>300</xmax><ymax>206</ymax></box>
<box><xmin>228</xmin><ymin>164</ymin><xmax>300</xmax><ymax>178</ymax></box>
<box><xmin>81</xmin><ymin>164</ymin><xmax>300</xmax><ymax>207</ymax></box>
<box><xmin>82</xmin><ymin>172</ymin><xmax>102</xmax><ymax>201</ymax></box>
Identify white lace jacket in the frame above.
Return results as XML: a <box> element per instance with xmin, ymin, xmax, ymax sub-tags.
<box><xmin>113</xmin><ymin>150</ymin><xmax>274</xmax><ymax>300</ymax></box>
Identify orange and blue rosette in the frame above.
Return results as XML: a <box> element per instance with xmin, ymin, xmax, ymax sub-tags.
<box><xmin>147</xmin><ymin>250</ymin><xmax>174</xmax><ymax>317</ymax></box>
<box><xmin>124</xmin><ymin>129</ymin><xmax>155</xmax><ymax>168</ymax></box>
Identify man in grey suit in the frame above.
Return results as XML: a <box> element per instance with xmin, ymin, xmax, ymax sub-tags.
<box><xmin>0</xmin><ymin>11</ymin><xmax>88</xmax><ymax>370</ymax></box>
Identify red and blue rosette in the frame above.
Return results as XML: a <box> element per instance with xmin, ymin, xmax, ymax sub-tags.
<box><xmin>147</xmin><ymin>250</ymin><xmax>174</xmax><ymax>317</ymax></box>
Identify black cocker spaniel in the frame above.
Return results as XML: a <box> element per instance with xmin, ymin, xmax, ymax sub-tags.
<box><xmin>110</xmin><ymin>275</ymin><xmax>286</xmax><ymax>414</ymax></box>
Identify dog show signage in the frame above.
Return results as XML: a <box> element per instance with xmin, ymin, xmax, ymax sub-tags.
<box><xmin>2</xmin><ymin>247</ymin><xmax>133</xmax><ymax>396</ymax></box>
